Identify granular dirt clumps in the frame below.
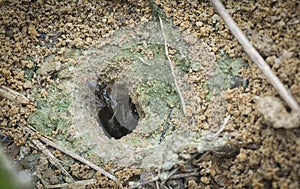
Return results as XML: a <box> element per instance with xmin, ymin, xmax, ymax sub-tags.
<box><xmin>0</xmin><ymin>0</ymin><xmax>300</xmax><ymax>188</ymax></box>
<box><xmin>256</xmin><ymin>96</ymin><xmax>300</xmax><ymax>129</ymax></box>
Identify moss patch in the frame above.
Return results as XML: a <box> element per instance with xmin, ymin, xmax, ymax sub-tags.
<box><xmin>27</xmin><ymin>87</ymin><xmax>71</xmax><ymax>139</ymax></box>
<box><xmin>203</xmin><ymin>50</ymin><xmax>248</xmax><ymax>99</ymax></box>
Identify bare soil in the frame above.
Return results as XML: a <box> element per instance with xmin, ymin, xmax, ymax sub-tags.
<box><xmin>0</xmin><ymin>0</ymin><xmax>299</xmax><ymax>188</ymax></box>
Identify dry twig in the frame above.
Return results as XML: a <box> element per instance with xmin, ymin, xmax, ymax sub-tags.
<box><xmin>0</xmin><ymin>85</ymin><xmax>32</xmax><ymax>105</ymax></box>
<box><xmin>154</xmin><ymin>115</ymin><xmax>229</xmax><ymax>187</ymax></box>
<box><xmin>129</xmin><ymin>176</ymin><xmax>159</xmax><ymax>189</ymax></box>
<box><xmin>23</xmin><ymin>126</ymin><xmax>118</xmax><ymax>182</ymax></box>
<box><xmin>159</xmin><ymin>16</ymin><xmax>187</xmax><ymax>115</ymax></box>
<box><xmin>160</xmin><ymin>151</ymin><xmax>210</xmax><ymax>187</ymax></box>
<box><xmin>138</xmin><ymin>57</ymin><xmax>151</xmax><ymax>66</ymax></box>
<box><xmin>31</xmin><ymin>138</ymin><xmax>74</xmax><ymax>182</ymax></box>
<box><xmin>169</xmin><ymin>171</ymin><xmax>199</xmax><ymax>180</ymax></box>
<box><xmin>210</xmin><ymin>0</ymin><xmax>300</xmax><ymax>111</ymax></box>
<box><xmin>45</xmin><ymin>178</ymin><xmax>97</xmax><ymax>189</ymax></box>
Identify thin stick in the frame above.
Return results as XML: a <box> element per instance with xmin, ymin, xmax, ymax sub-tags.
<box><xmin>45</xmin><ymin>178</ymin><xmax>96</xmax><ymax>189</ymax></box>
<box><xmin>155</xmin><ymin>180</ymin><xmax>160</xmax><ymax>189</ymax></box>
<box><xmin>210</xmin><ymin>0</ymin><xmax>300</xmax><ymax>111</ymax></box>
<box><xmin>23</xmin><ymin>126</ymin><xmax>118</xmax><ymax>182</ymax></box>
<box><xmin>31</xmin><ymin>138</ymin><xmax>74</xmax><ymax>182</ymax></box>
<box><xmin>129</xmin><ymin>176</ymin><xmax>159</xmax><ymax>189</ymax></box>
<box><xmin>0</xmin><ymin>85</ymin><xmax>32</xmax><ymax>105</ymax></box>
<box><xmin>138</xmin><ymin>57</ymin><xmax>151</xmax><ymax>66</ymax></box>
<box><xmin>169</xmin><ymin>171</ymin><xmax>199</xmax><ymax>180</ymax></box>
<box><xmin>159</xmin><ymin>16</ymin><xmax>187</xmax><ymax>115</ymax></box>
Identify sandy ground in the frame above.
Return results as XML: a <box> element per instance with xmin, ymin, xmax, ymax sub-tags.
<box><xmin>0</xmin><ymin>0</ymin><xmax>300</xmax><ymax>188</ymax></box>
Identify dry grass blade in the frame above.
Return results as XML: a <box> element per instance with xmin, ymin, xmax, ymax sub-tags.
<box><xmin>159</xmin><ymin>16</ymin><xmax>187</xmax><ymax>115</ymax></box>
<box><xmin>129</xmin><ymin>176</ymin><xmax>159</xmax><ymax>189</ymax></box>
<box><xmin>0</xmin><ymin>85</ymin><xmax>32</xmax><ymax>105</ymax></box>
<box><xmin>205</xmin><ymin>115</ymin><xmax>231</xmax><ymax>140</ymax></box>
<box><xmin>160</xmin><ymin>151</ymin><xmax>210</xmax><ymax>187</ymax></box>
<box><xmin>138</xmin><ymin>57</ymin><xmax>151</xmax><ymax>66</ymax></box>
<box><xmin>169</xmin><ymin>171</ymin><xmax>199</xmax><ymax>180</ymax></box>
<box><xmin>23</xmin><ymin>126</ymin><xmax>118</xmax><ymax>182</ymax></box>
<box><xmin>31</xmin><ymin>138</ymin><xmax>74</xmax><ymax>182</ymax></box>
<box><xmin>45</xmin><ymin>178</ymin><xmax>97</xmax><ymax>189</ymax></box>
<box><xmin>210</xmin><ymin>0</ymin><xmax>300</xmax><ymax>111</ymax></box>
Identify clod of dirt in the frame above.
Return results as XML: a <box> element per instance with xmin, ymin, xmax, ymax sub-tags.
<box><xmin>256</xmin><ymin>96</ymin><xmax>300</xmax><ymax>129</ymax></box>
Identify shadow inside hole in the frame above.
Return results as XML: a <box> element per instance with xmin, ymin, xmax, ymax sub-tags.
<box><xmin>97</xmin><ymin>95</ymin><xmax>140</xmax><ymax>139</ymax></box>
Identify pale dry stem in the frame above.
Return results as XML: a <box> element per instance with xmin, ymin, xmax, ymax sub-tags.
<box><xmin>205</xmin><ymin>115</ymin><xmax>231</xmax><ymax>140</ymax></box>
<box><xmin>0</xmin><ymin>85</ymin><xmax>32</xmax><ymax>105</ymax></box>
<box><xmin>31</xmin><ymin>138</ymin><xmax>74</xmax><ymax>182</ymax></box>
<box><xmin>159</xmin><ymin>16</ymin><xmax>187</xmax><ymax>115</ymax></box>
<box><xmin>210</xmin><ymin>0</ymin><xmax>300</xmax><ymax>111</ymax></box>
<box><xmin>45</xmin><ymin>179</ymin><xmax>97</xmax><ymax>189</ymax></box>
<box><xmin>24</xmin><ymin>126</ymin><xmax>118</xmax><ymax>182</ymax></box>
<box><xmin>129</xmin><ymin>176</ymin><xmax>159</xmax><ymax>189</ymax></box>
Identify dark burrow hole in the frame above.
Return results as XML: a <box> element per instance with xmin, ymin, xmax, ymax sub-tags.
<box><xmin>97</xmin><ymin>97</ymin><xmax>140</xmax><ymax>139</ymax></box>
<box><xmin>87</xmin><ymin>79</ymin><xmax>141</xmax><ymax>139</ymax></box>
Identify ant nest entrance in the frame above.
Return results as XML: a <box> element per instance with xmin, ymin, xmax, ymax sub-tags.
<box><xmin>71</xmin><ymin>59</ymin><xmax>184</xmax><ymax>168</ymax></box>
<box><xmin>69</xmin><ymin>20</ymin><xmax>233</xmax><ymax>170</ymax></box>
<box><xmin>86</xmin><ymin>78</ymin><xmax>141</xmax><ymax>140</ymax></box>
